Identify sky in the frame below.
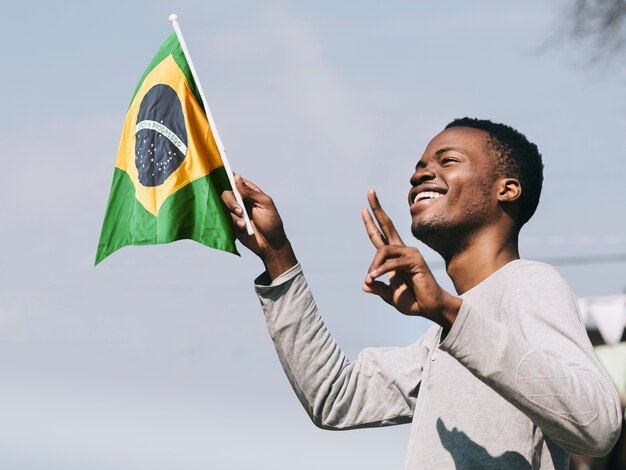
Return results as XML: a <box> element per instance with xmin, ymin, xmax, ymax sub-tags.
<box><xmin>0</xmin><ymin>1</ymin><xmax>625</xmax><ymax>468</ymax></box>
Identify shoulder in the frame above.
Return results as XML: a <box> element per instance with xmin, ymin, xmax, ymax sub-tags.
<box><xmin>505</xmin><ymin>259</ymin><xmax>561</xmax><ymax>277</ymax></box>
<box><xmin>463</xmin><ymin>260</ymin><xmax>571</xmax><ymax>306</ymax></box>
<box><xmin>503</xmin><ymin>260</ymin><xmax>571</xmax><ymax>295</ymax></box>
<box><xmin>501</xmin><ymin>260</ymin><xmax>583</xmax><ymax>333</ymax></box>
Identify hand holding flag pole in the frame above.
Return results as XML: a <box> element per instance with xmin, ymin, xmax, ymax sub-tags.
<box><xmin>168</xmin><ymin>13</ymin><xmax>254</xmax><ymax>236</ymax></box>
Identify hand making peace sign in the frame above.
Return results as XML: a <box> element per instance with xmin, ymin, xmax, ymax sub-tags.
<box><xmin>361</xmin><ymin>190</ymin><xmax>461</xmax><ymax>330</ymax></box>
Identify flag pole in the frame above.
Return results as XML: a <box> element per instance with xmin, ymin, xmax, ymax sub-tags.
<box><xmin>168</xmin><ymin>13</ymin><xmax>254</xmax><ymax>236</ymax></box>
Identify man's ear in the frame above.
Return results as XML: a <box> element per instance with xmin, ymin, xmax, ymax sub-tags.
<box><xmin>497</xmin><ymin>178</ymin><xmax>522</xmax><ymax>203</ymax></box>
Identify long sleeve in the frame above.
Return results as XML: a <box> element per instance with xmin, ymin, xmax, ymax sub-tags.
<box><xmin>255</xmin><ymin>264</ymin><xmax>430</xmax><ymax>430</ymax></box>
<box><xmin>439</xmin><ymin>262</ymin><xmax>622</xmax><ymax>456</ymax></box>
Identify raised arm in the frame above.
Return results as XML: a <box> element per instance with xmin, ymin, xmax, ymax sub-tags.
<box><xmin>256</xmin><ymin>266</ymin><xmax>429</xmax><ymax>429</ymax></box>
<box><xmin>221</xmin><ymin>177</ymin><xmax>428</xmax><ymax>429</ymax></box>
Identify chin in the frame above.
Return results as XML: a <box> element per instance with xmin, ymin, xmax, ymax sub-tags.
<box><xmin>411</xmin><ymin>217</ymin><xmax>469</xmax><ymax>258</ymax></box>
<box><xmin>411</xmin><ymin>219</ymin><xmax>445</xmax><ymax>247</ymax></box>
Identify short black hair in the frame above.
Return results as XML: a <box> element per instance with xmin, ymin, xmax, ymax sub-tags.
<box><xmin>445</xmin><ymin>117</ymin><xmax>543</xmax><ymax>228</ymax></box>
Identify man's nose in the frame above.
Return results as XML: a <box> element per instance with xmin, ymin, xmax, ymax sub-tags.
<box><xmin>410</xmin><ymin>166</ymin><xmax>436</xmax><ymax>186</ymax></box>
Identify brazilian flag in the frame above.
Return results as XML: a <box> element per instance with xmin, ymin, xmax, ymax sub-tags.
<box><xmin>95</xmin><ymin>32</ymin><xmax>238</xmax><ymax>264</ymax></box>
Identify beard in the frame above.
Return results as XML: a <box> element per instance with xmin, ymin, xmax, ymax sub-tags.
<box><xmin>411</xmin><ymin>217</ymin><xmax>467</xmax><ymax>258</ymax></box>
<box><xmin>411</xmin><ymin>200</ymin><xmax>489</xmax><ymax>259</ymax></box>
<box><xmin>411</xmin><ymin>214</ymin><xmax>446</xmax><ymax>243</ymax></box>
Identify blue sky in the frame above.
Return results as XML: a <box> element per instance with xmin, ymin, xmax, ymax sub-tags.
<box><xmin>0</xmin><ymin>1</ymin><xmax>625</xmax><ymax>468</ymax></box>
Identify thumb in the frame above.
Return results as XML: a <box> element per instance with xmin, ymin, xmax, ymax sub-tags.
<box><xmin>235</xmin><ymin>174</ymin><xmax>269</xmax><ymax>205</ymax></box>
<box><xmin>363</xmin><ymin>276</ymin><xmax>393</xmax><ymax>305</ymax></box>
<box><xmin>233</xmin><ymin>174</ymin><xmax>252</xmax><ymax>197</ymax></box>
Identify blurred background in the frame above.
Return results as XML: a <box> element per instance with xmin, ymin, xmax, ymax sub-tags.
<box><xmin>0</xmin><ymin>1</ymin><xmax>624</xmax><ymax>468</ymax></box>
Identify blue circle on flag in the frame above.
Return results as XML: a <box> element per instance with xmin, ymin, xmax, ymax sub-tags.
<box><xmin>135</xmin><ymin>84</ymin><xmax>188</xmax><ymax>187</ymax></box>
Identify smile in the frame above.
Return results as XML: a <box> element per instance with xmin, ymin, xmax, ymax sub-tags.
<box><xmin>413</xmin><ymin>191</ymin><xmax>445</xmax><ymax>204</ymax></box>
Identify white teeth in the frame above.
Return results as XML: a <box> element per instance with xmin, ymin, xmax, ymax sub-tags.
<box><xmin>414</xmin><ymin>191</ymin><xmax>444</xmax><ymax>204</ymax></box>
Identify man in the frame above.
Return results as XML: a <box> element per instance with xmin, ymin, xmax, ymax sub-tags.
<box><xmin>222</xmin><ymin>118</ymin><xmax>621</xmax><ymax>468</ymax></box>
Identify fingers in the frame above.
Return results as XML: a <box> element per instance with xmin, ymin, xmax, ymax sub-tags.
<box><xmin>223</xmin><ymin>174</ymin><xmax>263</xmax><ymax>231</ymax></box>
<box><xmin>234</xmin><ymin>174</ymin><xmax>272</xmax><ymax>209</ymax></box>
<box><xmin>231</xmin><ymin>212</ymin><xmax>248</xmax><ymax>231</ymax></box>
<box><xmin>362</xmin><ymin>278</ymin><xmax>393</xmax><ymax>304</ymax></box>
<box><xmin>222</xmin><ymin>197</ymin><xmax>250</xmax><ymax>233</ymax></box>
<box><xmin>225</xmin><ymin>174</ymin><xmax>272</xmax><ymax>227</ymax></box>
<box><xmin>367</xmin><ymin>245</ymin><xmax>426</xmax><ymax>279</ymax></box>
<box><xmin>361</xmin><ymin>208</ymin><xmax>387</xmax><ymax>248</ymax></box>
<box><xmin>367</xmin><ymin>244</ymin><xmax>403</xmax><ymax>274</ymax></box>
<box><xmin>237</xmin><ymin>174</ymin><xmax>263</xmax><ymax>193</ymax></box>
<box><xmin>370</xmin><ymin>256</ymin><xmax>424</xmax><ymax>280</ymax></box>
<box><xmin>221</xmin><ymin>190</ymin><xmax>244</xmax><ymax>217</ymax></box>
<box><xmin>367</xmin><ymin>189</ymin><xmax>404</xmax><ymax>246</ymax></box>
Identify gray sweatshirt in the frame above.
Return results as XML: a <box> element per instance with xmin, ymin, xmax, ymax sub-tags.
<box><xmin>254</xmin><ymin>259</ymin><xmax>622</xmax><ymax>469</ymax></box>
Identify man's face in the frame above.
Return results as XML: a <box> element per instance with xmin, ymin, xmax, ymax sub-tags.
<box><xmin>408</xmin><ymin>126</ymin><xmax>499</xmax><ymax>244</ymax></box>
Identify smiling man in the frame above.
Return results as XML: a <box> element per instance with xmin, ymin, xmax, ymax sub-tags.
<box><xmin>222</xmin><ymin>118</ymin><xmax>621</xmax><ymax>469</ymax></box>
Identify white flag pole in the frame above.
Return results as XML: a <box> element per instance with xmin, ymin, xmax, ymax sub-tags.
<box><xmin>168</xmin><ymin>13</ymin><xmax>254</xmax><ymax>236</ymax></box>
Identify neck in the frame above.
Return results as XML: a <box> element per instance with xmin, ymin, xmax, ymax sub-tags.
<box><xmin>441</xmin><ymin>228</ymin><xmax>520</xmax><ymax>295</ymax></box>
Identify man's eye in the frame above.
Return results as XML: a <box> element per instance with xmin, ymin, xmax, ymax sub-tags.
<box><xmin>441</xmin><ymin>157</ymin><xmax>458</xmax><ymax>165</ymax></box>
